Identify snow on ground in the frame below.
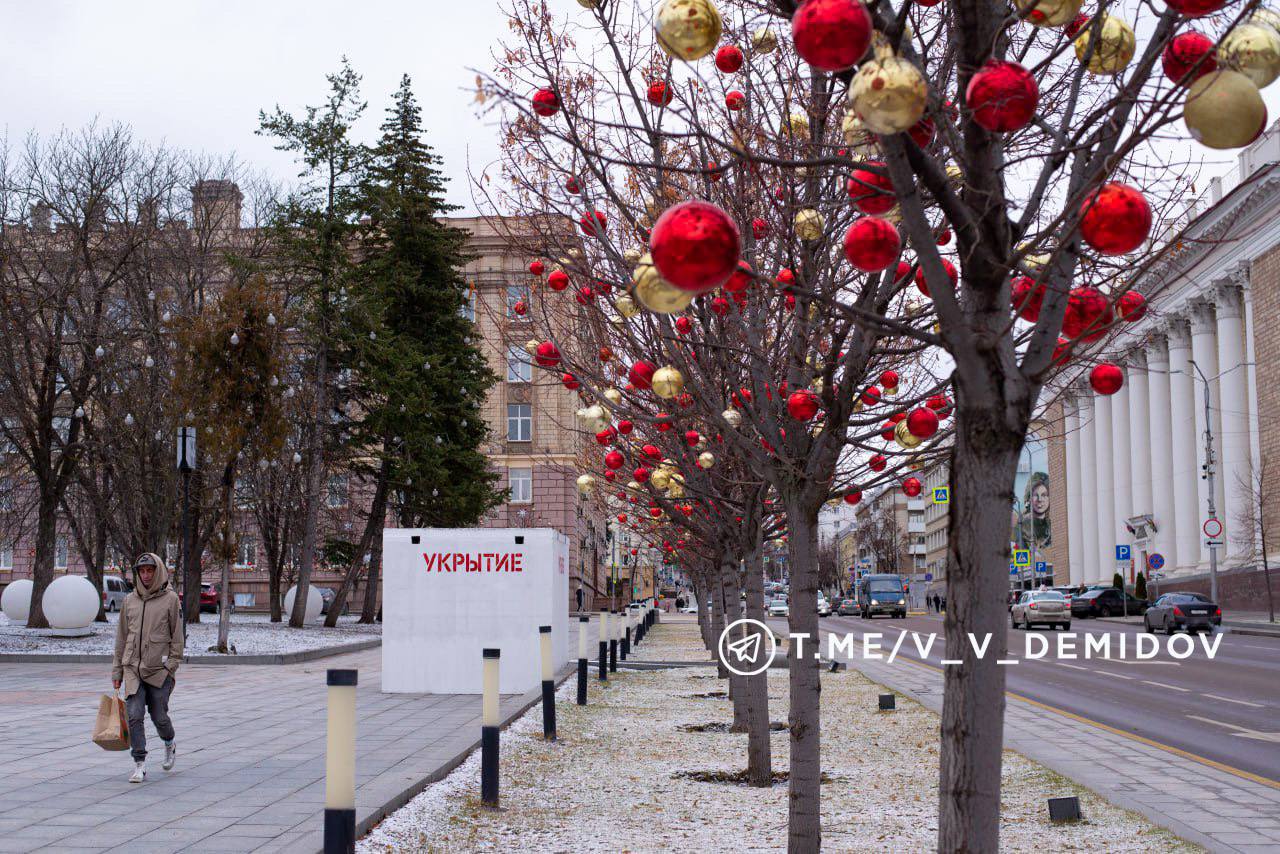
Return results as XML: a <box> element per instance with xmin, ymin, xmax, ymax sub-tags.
<box><xmin>0</xmin><ymin>611</ymin><xmax>380</xmax><ymax>656</ymax></box>
<box><xmin>358</xmin><ymin>620</ymin><xmax>1197</xmax><ymax>853</ymax></box>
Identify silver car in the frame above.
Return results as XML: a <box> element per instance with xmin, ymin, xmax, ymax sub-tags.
<box><xmin>1010</xmin><ymin>590</ymin><xmax>1070</xmax><ymax>630</ymax></box>
<box><xmin>102</xmin><ymin>575</ymin><xmax>131</xmax><ymax>612</ymax></box>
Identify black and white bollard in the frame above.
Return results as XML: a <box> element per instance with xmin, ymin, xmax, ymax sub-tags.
<box><xmin>539</xmin><ymin>625</ymin><xmax>556</xmax><ymax>741</ymax></box>
<box><xmin>598</xmin><ymin>611</ymin><xmax>609</xmax><ymax>681</ymax></box>
<box><xmin>577</xmin><ymin>615</ymin><xmax>589</xmax><ymax>705</ymax></box>
<box><xmin>622</xmin><ymin>611</ymin><xmax>631</xmax><ymax>660</ymax></box>
<box><xmin>609</xmin><ymin>610</ymin><xmax>619</xmax><ymax>673</ymax></box>
<box><xmin>324</xmin><ymin>668</ymin><xmax>357</xmax><ymax>854</ymax></box>
<box><xmin>481</xmin><ymin>649</ymin><xmax>500</xmax><ymax>807</ymax></box>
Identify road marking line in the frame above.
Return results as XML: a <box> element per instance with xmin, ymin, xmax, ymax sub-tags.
<box><xmin>1056</xmin><ymin>662</ymin><xmax>1090</xmax><ymax>671</ymax></box>
<box><xmin>940</xmin><ymin>659</ymin><xmax>962</xmax><ymax>665</ymax></box>
<box><xmin>1201</xmin><ymin>694</ymin><xmax>1264</xmax><ymax>709</ymax></box>
<box><xmin>888</xmin><ymin>653</ymin><xmax>1280</xmax><ymax>791</ymax></box>
<box><xmin>996</xmin><ymin>659</ymin><xmax>1017</xmax><ymax>665</ymax></box>
<box><xmin>1142</xmin><ymin>680</ymin><xmax>1190</xmax><ymax>692</ymax></box>
<box><xmin>1107</xmin><ymin>659</ymin><xmax>1176</xmax><ymax>665</ymax></box>
<box><xmin>1097</xmin><ymin>671</ymin><xmax>1135</xmax><ymax>680</ymax></box>
<box><xmin>1186</xmin><ymin>715</ymin><xmax>1280</xmax><ymax>743</ymax></box>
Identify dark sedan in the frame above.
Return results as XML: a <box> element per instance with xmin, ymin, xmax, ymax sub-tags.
<box><xmin>1070</xmin><ymin>588</ymin><xmax>1148</xmax><ymax>618</ymax></box>
<box><xmin>1144</xmin><ymin>593</ymin><xmax>1221</xmax><ymax>634</ymax></box>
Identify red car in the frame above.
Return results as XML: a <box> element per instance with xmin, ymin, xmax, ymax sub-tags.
<box><xmin>199</xmin><ymin>583</ymin><xmax>232</xmax><ymax>613</ymax></box>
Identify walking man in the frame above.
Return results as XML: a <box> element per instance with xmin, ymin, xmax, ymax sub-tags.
<box><xmin>576</xmin><ymin>584</ymin><xmax>585</xmax><ymax>613</ymax></box>
<box><xmin>111</xmin><ymin>553</ymin><xmax>184</xmax><ymax>783</ymax></box>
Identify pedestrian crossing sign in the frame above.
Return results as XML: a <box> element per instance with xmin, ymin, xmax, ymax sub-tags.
<box><xmin>1013</xmin><ymin>549</ymin><xmax>1030</xmax><ymax>568</ymax></box>
<box><xmin>932</xmin><ymin>486</ymin><xmax>949</xmax><ymax>504</ymax></box>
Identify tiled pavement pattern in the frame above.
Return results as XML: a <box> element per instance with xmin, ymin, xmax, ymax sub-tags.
<box><xmin>0</xmin><ymin>620</ymin><xmax>596</xmax><ymax>853</ymax></box>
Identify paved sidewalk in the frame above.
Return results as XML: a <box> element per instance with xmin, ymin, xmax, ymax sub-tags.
<box><xmin>839</xmin><ymin>646</ymin><xmax>1280</xmax><ymax>853</ymax></box>
<box><xmin>0</xmin><ymin>638</ymin><xmax>581</xmax><ymax>853</ymax></box>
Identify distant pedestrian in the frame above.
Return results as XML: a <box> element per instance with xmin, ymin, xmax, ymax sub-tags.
<box><xmin>111</xmin><ymin>553</ymin><xmax>183</xmax><ymax>783</ymax></box>
<box><xmin>576</xmin><ymin>585</ymin><xmax>585</xmax><ymax>612</ymax></box>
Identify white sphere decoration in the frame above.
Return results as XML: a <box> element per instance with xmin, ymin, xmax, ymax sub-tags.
<box><xmin>43</xmin><ymin>575</ymin><xmax>99</xmax><ymax>634</ymax></box>
<box><xmin>1</xmin><ymin>579</ymin><xmax>33</xmax><ymax>623</ymax></box>
<box><xmin>283</xmin><ymin>585</ymin><xmax>323</xmax><ymax>622</ymax></box>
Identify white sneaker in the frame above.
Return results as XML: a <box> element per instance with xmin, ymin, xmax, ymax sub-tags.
<box><xmin>162</xmin><ymin>741</ymin><xmax>176</xmax><ymax>771</ymax></box>
<box><xmin>129</xmin><ymin>762</ymin><xmax>145</xmax><ymax>783</ymax></box>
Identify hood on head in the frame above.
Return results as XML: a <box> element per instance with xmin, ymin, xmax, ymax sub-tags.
<box><xmin>131</xmin><ymin>552</ymin><xmax>170</xmax><ymax>599</ymax></box>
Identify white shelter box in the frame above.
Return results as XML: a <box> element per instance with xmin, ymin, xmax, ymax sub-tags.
<box><xmin>382</xmin><ymin>528</ymin><xmax>570</xmax><ymax>694</ymax></box>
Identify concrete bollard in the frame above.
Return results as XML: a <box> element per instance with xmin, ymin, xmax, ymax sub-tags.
<box><xmin>539</xmin><ymin>626</ymin><xmax>556</xmax><ymax>741</ymax></box>
<box><xmin>324</xmin><ymin>669</ymin><xmax>357</xmax><ymax>854</ymax></box>
<box><xmin>481</xmin><ymin>649</ymin><xmax>500</xmax><ymax>807</ymax></box>
<box><xmin>598</xmin><ymin>611</ymin><xmax>609</xmax><ymax>681</ymax></box>
<box><xmin>609</xmin><ymin>610</ymin><xmax>619</xmax><ymax>673</ymax></box>
<box><xmin>577</xmin><ymin>615</ymin><xmax>589</xmax><ymax>705</ymax></box>
<box><xmin>622</xmin><ymin>612</ymin><xmax>631</xmax><ymax>660</ymax></box>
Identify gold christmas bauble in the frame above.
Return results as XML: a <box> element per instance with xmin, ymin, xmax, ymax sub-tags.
<box><xmin>651</xmin><ymin>366</ymin><xmax>685</xmax><ymax>399</ymax></box>
<box><xmin>655</xmin><ymin>0</ymin><xmax>723</xmax><ymax>62</ymax></box>
<box><xmin>604</xmin><ymin>387</ymin><xmax>623</xmax><ymax>405</ymax></box>
<box><xmin>849</xmin><ymin>56</ymin><xmax>928</xmax><ymax>135</ymax></box>
<box><xmin>633</xmin><ymin>253</ymin><xmax>695</xmax><ymax>314</ymax></box>
<box><xmin>1218</xmin><ymin>23</ymin><xmax>1280</xmax><ymax>89</ymax></box>
<box><xmin>651</xmin><ymin>468</ymin><xmax>672</xmax><ymax>490</ymax></box>
<box><xmin>1014</xmin><ymin>0</ymin><xmax>1083</xmax><ymax>27</ymax></box>
<box><xmin>579</xmin><ymin>403</ymin><xmax>610</xmax><ymax>433</ymax></box>
<box><xmin>1248</xmin><ymin>8</ymin><xmax>1280</xmax><ymax>38</ymax></box>
<box><xmin>1073</xmin><ymin>15</ymin><xmax>1135</xmax><ymax>75</ymax></box>
<box><xmin>576</xmin><ymin>473</ymin><xmax>596</xmax><ymax>494</ymax></box>
<box><xmin>841</xmin><ymin>111</ymin><xmax>881</xmax><ymax>158</ymax></box>
<box><xmin>883</xmin><ymin>385</ymin><xmax>898</xmax><ymax>397</ymax></box>
<box><xmin>788</xmin><ymin>112</ymin><xmax>810</xmax><ymax>139</ymax></box>
<box><xmin>1184</xmin><ymin>70</ymin><xmax>1267</xmax><ymax>150</ymax></box>
<box><xmin>627</xmin><ymin>480</ymin><xmax>641</xmax><ymax>491</ymax></box>
<box><xmin>697</xmin><ymin>451</ymin><xmax>715</xmax><ymax>469</ymax></box>
<box><xmin>795</xmin><ymin>209</ymin><xmax>825</xmax><ymax>241</ymax></box>
<box><xmin>722</xmin><ymin>408</ymin><xmax>742</xmax><ymax>428</ymax></box>
<box><xmin>751</xmin><ymin>27</ymin><xmax>778</xmax><ymax>54</ymax></box>
<box><xmin>623</xmin><ymin>247</ymin><xmax>643</xmax><ymax>265</ymax></box>
<box><xmin>616</xmin><ymin>294</ymin><xmax>640</xmax><ymax>318</ymax></box>
<box><xmin>576</xmin><ymin>0</ymin><xmax>600</xmax><ymax>7</ymax></box>
<box><xmin>894</xmin><ymin>419</ymin><xmax>923</xmax><ymax>449</ymax></box>
<box><xmin>524</xmin><ymin>338</ymin><xmax>540</xmax><ymax>355</ymax></box>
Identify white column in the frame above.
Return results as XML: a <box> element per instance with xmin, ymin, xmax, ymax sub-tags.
<box><xmin>1095</xmin><ymin>390</ymin><xmax>1115</xmax><ymax>575</ymax></box>
<box><xmin>1078</xmin><ymin>394</ymin><xmax>1099</xmax><ymax>584</ymax></box>
<box><xmin>1168</xmin><ymin>318</ymin><xmax>1202</xmax><ymax>571</ymax></box>
<box><xmin>1127</xmin><ymin>350</ymin><xmax>1152</xmax><ymax>522</ymax></box>
<box><xmin>1065</xmin><ymin>396</ymin><xmax>1084</xmax><ymax>586</ymax></box>
<box><xmin>1215</xmin><ymin>282</ymin><xmax>1252</xmax><ymax>562</ymax></box>
<box><xmin>1189</xmin><ymin>299</ymin><xmax>1220</xmax><ymax>566</ymax></box>
<box><xmin>1146</xmin><ymin>335</ymin><xmax>1178</xmax><ymax>572</ymax></box>
<box><xmin>1243</xmin><ymin>274</ymin><xmax>1262</xmax><ymax>560</ymax></box>
<box><xmin>1111</xmin><ymin>363</ymin><xmax>1133</xmax><ymax>571</ymax></box>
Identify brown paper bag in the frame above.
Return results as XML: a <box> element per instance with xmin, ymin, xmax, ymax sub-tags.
<box><xmin>92</xmin><ymin>693</ymin><xmax>129</xmax><ymax>751</ymax></box>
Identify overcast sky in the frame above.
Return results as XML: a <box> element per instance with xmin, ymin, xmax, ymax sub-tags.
<box><xmin>0</xmin><ymin>1</ymin><xmax>1271</xmax><ymax>217</ymax></box>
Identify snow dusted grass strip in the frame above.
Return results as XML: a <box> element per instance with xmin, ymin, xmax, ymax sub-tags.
<box><xmin>357</xmin><ymin>622</ymin><xmax>1199</xmax><ymax>853</ymax></box>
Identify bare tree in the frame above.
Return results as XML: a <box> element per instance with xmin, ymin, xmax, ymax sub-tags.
<box><xmin>1235</xmin><ymin>457</ymin><xmax>1276</xmax><ymax>623</ymax></box>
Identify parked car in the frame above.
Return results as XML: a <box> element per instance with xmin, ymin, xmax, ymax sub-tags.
<box><xmin>767</xmin><ymin>597</ymin><xmax>790</xmax><ymax>617</ymax></box>
<box><xmin>1010</xmin><ymin>590</ymin><xmax>1071</xmax><ymax>630</ymax></box>
<box><xmin>1070</xmin><ymin>588</ymin><xmax>1148</xmax><ymax>618</ymax></box>
<box><xmin>837</xmin><ymin>597</ymin><xmax>860</xmax><ymax>616</ymax></box>
<box><xmin>817</xmin><ymin>593</ymin><xmax>832</xmax><ymax>617</ymax></box>
<box><xmin>199</xmin><ymin>583</ymin><xmax>237</xmax><ymax>614</ymax></box>
<box><xmin>315</xmin><ymin>587</ymin><xmax>349</xmax><ymax>616</ymax></box>
<box><xmin>858</xmin><ymin>574</ymin><xmax>907</xmax><ymax>619</ymax></box>
<box><xmin>101</xmin><ymin>575</ymin><xmax>131</xmax><ymax>612</ymax></box>
<box><xmin>1049</xmin><ymin>586</ymin><xmax>1077</xmax><ymax>608</ymax></box>
<box><xmin>1143</xmin><ymin>593</ymin><xmax>1221</xmax><ymax>634</ymax></box>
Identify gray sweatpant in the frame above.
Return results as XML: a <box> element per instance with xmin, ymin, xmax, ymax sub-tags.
<box><xmin>126</xmin><ymin>676</ymin><xmax>175</xmax><ymax>762</ymax></box>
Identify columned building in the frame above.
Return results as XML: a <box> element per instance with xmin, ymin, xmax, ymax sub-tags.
<box><xmin>1053</xmin><ymin>126</ymin><xmax>1280</xmax><ymax>604</ymax></box>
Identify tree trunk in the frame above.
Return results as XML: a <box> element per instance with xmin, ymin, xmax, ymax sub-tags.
<box><xmin>710</xmin><ymin>570</ymin><xmax>728</xmax><ymax>680</ymax></box>
<box><xmin>26</xmin><ymin>489</ymin><xmax>59</xmax><ymax>629</ymax></box>
<box><xmin>937</xmin><ymin>415</ymin><xmax>1024</xmax><ymax>853</ymax></box>
<box><xmin>785</xmin><ymin>502</ymin><xmax>822</xmax><ymax>853</ymax></box>
<box><xmin>290</xmin><ymin>349</ymin><xmax>328</xmax><ymax>628</ymax></box>
<box><xmin>325</xmin><ymin>467</ymin><xmax>388</xmax><ymax>628</ymax></box>
<box><xmin>90</xmin><ymin>510</ymin><xmax>108</xmax><ymax>623</ymax></box>
<box><xmin>361</xmin><ymin>529</ymin><xmax>383</xmax><ymax>624</ymax></box>
<box><xmin>721</xmin><ymin>555</ymin><xmax>750</xmax><ymax>733</ymax></box>
<box><xmin>182</xmin><ymin>469</ymin><xmax>202</xmax><ymax>624</ymax></box>
<box><xmin>743</xmin><ymin>538</ymin><xmax>772</xmax><ymax>787</ymax></box>
<box><xmin>216</xmin><ymin>464</ymin><xmax>236</xmax><ymax>654</ymax></box>
<box><xmin>693</xmin><ymin>579</ymin><xmax>711</xmax><ymax>651</ymax></box>
<box><xmin>268</xmin><ymin>545</ymin><xmax>284</xmax><ymax>622</ymax></box>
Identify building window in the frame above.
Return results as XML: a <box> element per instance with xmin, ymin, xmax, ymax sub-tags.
<box><xmin>236</xmin><ymin>536</ymin><xmax>257</xmax><ymax>569</ymax></box>
<box><xmin>506</xmin><ymin>345</ymin><xmax>532</xmax><ymax>383</ymax></box>
<box><xmin>460</xmin><ymin>287</ymin><xmax>477</xmax><ymax>321</ymax></box>
<box><xmin>0</xmin><ymin>478</ymin><xmax>11</xmax><ymax>512</ymax></box>
<box><xmin>507</xmin><ymin>404</ymin><xmax>532</xmax><ymax>442</ymax></box>
<box><xmin>509</xmin><ymin>467</ymin><xmax>532</xmax><ymax>504</ymax></box>
<box><xmin>506</xmin><ymin>283</ymin><xmax>529</xmax><ymax>318</ymax></box>
<box><xmin>0</xmin><ymin>544</ymin><xmax>11</xmax><ymax>570</ymax></box>
<box><xmin>326</xmin><ymin>474</ymin><xmax>349</xmax><ymax>509</ymax></box>
<box><xmin>54</xmin><ymin>535</ymin><xmax>69</xmax><ymax>570</ymax></box>
<box><xmin>234</xmin><ymin>477</ymin><xmax>253</xmax><ymax>510</ymax></box>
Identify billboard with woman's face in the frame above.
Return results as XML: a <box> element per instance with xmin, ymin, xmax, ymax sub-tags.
<box><xmin>1013</xmin><ymin>434</ymin><xmax>1051</xmax><ymax>550</ymax></box>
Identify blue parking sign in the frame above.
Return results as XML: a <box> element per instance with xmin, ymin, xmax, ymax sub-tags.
<box><xmin>1115</xmin><ymin>544</ymin><xmax>1131</xmax><ymax>561</ymax></box>
<box><xmin>1035</xmin><ymin>561</ymin><xmax>1047</xmax><ymax>574</ymax></box>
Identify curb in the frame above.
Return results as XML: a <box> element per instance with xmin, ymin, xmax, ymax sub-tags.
<box><xmin>1095</xmin><ymin>615</ymin><xmax>1280</xmax><ymax>639</ymax></box>
<box><xmin>0</xmin><ymin>637</ymin><xmax>382</xmax><ymax>666</ymax></box>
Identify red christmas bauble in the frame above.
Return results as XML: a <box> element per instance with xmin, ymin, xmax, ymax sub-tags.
<box><xmin>791</xmin><ymin>0</ymin><xmax>872</xmax><ymax>72</ymax></box>
<box><xmin>843</xmin><ymin>489</ymin><xmax>863</xmax><ymax>505</ymax></box>
<box><xmin>895</xmin><ymin>260</ymin><xmax>913</xmax><ymax>285</ymax></box>
<box><xmin>1062</xmin><ymin>286</ymin><xmax>1113</xmax><ymax>341</ymax></box>
<box><xmin>1162</xmin><ymin>31</ymin><xmax>1216</xmax><ymax>83</ymax></box>
<box><xmin>575</xmin><ymin>285</ymin><xmax>594</xmax><ymax>305</ymax></box>
<box><xmin>787</xmin><ymin>389</ymin><xmax>820</xmax><ymax>420</ymax></box>
<box><xmin>902</xmin><ymin>476</ymin><xmax>923</xmax><ymax>497</ymax></box>
<box><xmin>598</xmin><ymin>346</ymin><xmax>613</xmax><ymax>362</ymax></box>
<box><xmin>936</xmin><ymin>228</ymin><xmax>952</xmax><ymax>247</ymax></box>
<box><xmin>725</xmin><ymin>261</ymin><xmax>753</xmax><ymax>293</ymax></box>
<box><xmin>634</xmin><ymin>467</ymin><xmax>650</xmax><ymax>483</ymax></box>
<box><xmin>725</xmin><ymin>90</ymin><xmax>746</xmax><ymax>111</ymax></box>
<box><xmin>752</xmin><ymin>217</ymin><xmax>769</xmax><ymax>239</ymax></box>
<box><xmin>642</xmin><ymin>444</ymin><xmax>662</xmax><ymax>461</ymax></box>
<box><xmin>869</xmin><ymin>454</ymin><xmax>887</xmax><ymax>471</ymax></box>
<box><xmin>647</xmin><ymin>80</ymin><xmax>673</xmax><ymax>107</ymax></box>
<box><xmin>906</xmin><ymin>406</ymin><xmax>940</xmax><ymax>439</ymax></box>
<box><xmin>862</xmin><ymin>386</ymin><xmax>882</xmax><ymax>406</ymax></box>
<box><xmin>880</xmin><ymin>370</ymin><xmax>899</xmax><ymax>389</ymax></box>
<box><xmin>604</xmin><ymin>450</ymin><xmax>625</xmax><ymax>470</ymax></box>
<box><xmin>843</xmin><ymin>217</ymin><xmax>902</xmax><ymax>273</ymax></box>
<box><xmin>715</xmin><ymin>45</ymin><xmax>744</xmax><ymax>73</ymax></box>
<box><xmin>595</xmin><ymin>428</ymin><xmax>614</xmax><ymax>446</ymax></box>
<box><xmin>529</xmin><ymin>260</ymin><xmax>545</xmax><ymax>276</ymax></box>
<box><xmin>547</xmin><ymin>269</ymin><xmax>569</xmax><ymax>291</ymax></box>
<box><xmin>889</xmin><ymin>411</ymin><xmax>907</xmax><ymax>424</ymax></box>
<box><xmin>908</xmin><ymin>117</ymin><xmax>936</xmax><ymax>148</ymax></box>
<box><xmin>562</xmin><ymin>372</ymin><xmax>579</xmax><ymax>390</ymax></box>
<box><xmin>1118</xmin><ymin>290</ymin><xmax>1147</xmax><ymax>322</ymax></box>
<box><xmin>1090</xmin><ymin>362</ymin><xmax>1124</xmax><ymax>395</ymax></box>
<box><xmin>565</xmin><ymin>176</ymin><xmax>581</xmax><ymax>194</ymax></box>
<box><xmin>579</xmin><ymin>210</ymin><xmax>607</xmax><ymax>236</ymax></box>
<box><xmin>1080</xmin><ymin>183</ymin><xmax>1152</xmax><ymax>256</ymax></box>
<box><xmin>1065</xmin><ymin>13</ymin><xmax>1091</xmax><ymax>38</ymax></box>
<box><xmin>685</xmin><ymin>429</ymin><xmax>700</xmax><ymax>446</ymax></box>
<box><xmin>617</xmin><ymin>419</ymin><xmax>634</xmax><ymax>435</ymax></box>
<box><xmin>1011</xmin><ymin>276</ymin><xmax>1046</xmax><ymax>322</ymax></box>
<box><xmin>915</xmin><ymin>258</ymin><xmax>957</xmax><ymax>297</ymax></box>
<box><xmin>967</xmin><ymin>60</ymin><xmax>1039</xmax><ymax>133</ymax></box>
<box><xmin>776</xmin><ymin>268</ymin><xmax>796</xmax><ymax>287</ymax></box>
<box><xmin>534</xmin><ymin>341</ymin><xmax>561</xmax><ymax>367</ymax></box>
<box><xmin>531</xmin><ymin>88</ymin><xmax>560</xmax><ymax>117</ymax></box>
<box><xmin>512</xmin><ymin>299</ymin><xmax>527</xmax><ymax>317</ymax></box>
<box><xmin>1052</xmin><ymin>337</ymin><xmax>1072</xmax><ymax>365</ymax></box>
<box><xmin>1163</xmin><ymin>0</ymin><xmax>1227</xmax><ymax>17</ymax></box>
<box><xmin>656</xmin><ymin>413</ymin><xmax>673</xmax><ymax>432</ymax></box>
<box><xmin>675</xmin><ymin>316</ymin><xmax>693</xmax><ymax>335</ymax></box>
<box><xmin>650</xmin><ymin>200</ymin><xmax>742</xmax><ymax>294</ymax></box>
<box><xmin>847</xmin><ymin>163</ymin><xmax>895</xmax><ymax>214</ymax></box>
<box><xmin>711</xmin><ymin>297</ymin><xmax>731</xmax><ymax>316</ymax></box>
<box><xmin>629</xmin><ymin>360</ymin><xmax>656</xmax><ymax>390</ymax></box>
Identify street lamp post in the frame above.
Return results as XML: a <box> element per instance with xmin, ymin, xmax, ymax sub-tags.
<box><xmin>176</xmin><ymin>427</ymin><xmax>196</xmax><ymax>620</ymax></box>
<box><xmin>1189</xmin><ymin>361</ymin><xmax>1220</xmax><ymax>604</ymax></box>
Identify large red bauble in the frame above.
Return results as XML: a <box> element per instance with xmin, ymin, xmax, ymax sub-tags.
<box><xmin>861</xmin><ymin>386</ymin><xmax>881</xmax><ymax>406</ymax></box>
<box><xmin>642</xmin><ymin>444</ymin><xmax>662</xmax><ymax>461</ymax></box>
<box><xmin>776</xmin><ymin>268</ymin><xmax>796</xmax><ymax>287</ymax></box>
<box><xmin>617</xmin><ymin>419</ymin><xmax>634</xmax><ymax>435</ymax></box>
<box><xmin>751</xmin><ymin>217</ymin><xmax>769</xmax><ymax>239</ymax></box>
<box><xmin>1163</xmin><ymin>0</ymin><xmax>1228</xmax><ymax>17</ymax></box>
<box><xmin>595</xmin><ymin>428</ymin><xmax>615</xmax><ymax>446</ymax></box>
<box><xmin>787</xmin><ymin>389</ymin><xmax>820</xmax><ymax>420</ymax></box>
<box><xmin>562</xmin><ymin>372</ymin><xmax>579</xmax><ymax>390</ymax></box>
<box><xmin>531</xmin><ymin>88</ymin><xmax>560</xmax><ymax>117</ymax></box>
<box><xmin>656</xmin><ymin>413</ymin><xmax>673</xmax><ymax>431</ymax></box>
<box><xmin>847</xmin><ymin>163</ymin><xmax>895</xmax><ymax>214</ymax></box>
<box><xmin>529</xmin><ymin>260</ymin><xmax>545</xmax><ymax>276</ymax></box>
<box><xmin>1062</xmin><ymin>286</ymin><xmax>1113</xmax><ymax>341</ymax></box>
<box><xmin>725</xmin><ymin>261</ymin><xmax>753</xmax><ymax>293</ymax></box>
<box><xmin>534</xmin><ymin>341</ymin><xmax>561</xmax><ymax>367</ymax></box>
<box><xmin>1080</xmin><ymin>183</ymin><xmax>1152</xmax><ymax>256</ymax></box>
<box><xmin>880</xmin><ymin>370</ymin><xmax>899</xmax><ymax>389</ymax></box>
<box><xmin>1118</xmin><ymin>290</ymin><xmax>1147</xmax><ymax>322</ymax></box>
<box><xmin>1011</xmin><ymin>276</ymin><xmax>1046</xmax><ymax>322</ymax></box>
<box><xmin>604</xmin><ymin>450</ymin><xmax>625</xmax><ymax>470</ymax></box>
<box><xmin>1163</xmin><ymin>31</ymin><xmax>1216</xmax><ymax>83</ymax></box>
<box><xmin>647</xmin><ymin>80</ymin><xmax>673</xmax><ymax>106</ymax></box>
<box><xmin>869</xmin><ymin>454</ymin><xmax>887</xmax><ymax>471</ymax></box>
<box><xmin>711</xmin><ymin>297</ymin><xmax>731</xmax><ymax>316</ymax></box>
<box><xmin>634</xmin><ymin>467</ymin><xmax>650</xmax><ymax>483</ymax></box>
<box><xmin>675</xmin><ymin>316</ymin><xmax>693</xmax><ymax>335</ymax></box>
<box><xmin>915</xmin><ymin>258</ymin><xmax>957</xmax><ymax>297</ymax></box>
<box><xmin>906</xmin><ymin>406</ymin><xmax>940</xmax><ymax>439</ymax></box>
<box><xmin>650</xmin><ymin>200</ymin><xmax>742</xmax><ymax>294</ymax></box>
<box><xmin>843</xmin><ymin>489</ymin><xmax>863</xmax><ymax>506</ymax></box>
<box><xmin>629</xmin><ymin>360</ymin><xmax>656</xmax><ymax>390</ymax></box>
<box><xmin>1090</xmin><ymin>363</ymin><xmax>1125</xmax><ymax>395</ymax></box>
<box><xmin>579</xmin><ymin>210</ymin><xmax>607</xmax><ymax>236</ymax></box>
<box><xmin>547</xmin><ymin>269</ymin><xmax>569</xmax><ymax>291</ymax></box>
<box><xmin>843</xmin><ymin>217</ymin><xmax>901</xmax><ymax>273</ymax></box>
<box><xmin>715</xmin><ymin>44</ymin><xmax>744</xmax><ymax>73</ymax></box>
<box><xmin>685</xmin><ymin>429</ymin><xmax>700</xmax><ymax>446</ymax></box>
<box><xmin>902</xmin><ymin>477</ymin><xmax>923</xmax><ymax>498</ymax></box>
<box><xmin>792</xmin><ymin>0</ymin><xmax>873</xmax><ymax>71</ymax></box>
<box><xmin>967</xmin><ymin>60</ymin><xmax>1039</xmax><ymax>133</ymax></box>
<box><xmin>725</xmin><ymin>90</ymin><xmax>746</xmax><ymax>111</ymax></box>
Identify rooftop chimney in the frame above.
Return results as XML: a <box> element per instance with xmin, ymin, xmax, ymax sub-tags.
<box><xmin>29</xmin><ymin>202</ymin><xmax>52</xmax><ymax>232</ymax></box>
<box><xmin>191</xmin><ymin>180</ymin><xmax>243</xmax><ymax>233</ymax></box>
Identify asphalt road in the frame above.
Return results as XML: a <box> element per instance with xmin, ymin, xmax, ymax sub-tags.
<box><xmin>786</xmin><ymin>611</ymin><xmax>1280</xmax><ymax>783</ymax></box>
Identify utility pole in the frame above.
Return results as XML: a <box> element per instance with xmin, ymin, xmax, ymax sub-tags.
<box><xmin>1190</xmin><ymin>360</ymin><xmax>1220</xmax><ymax>604</ymax></box>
